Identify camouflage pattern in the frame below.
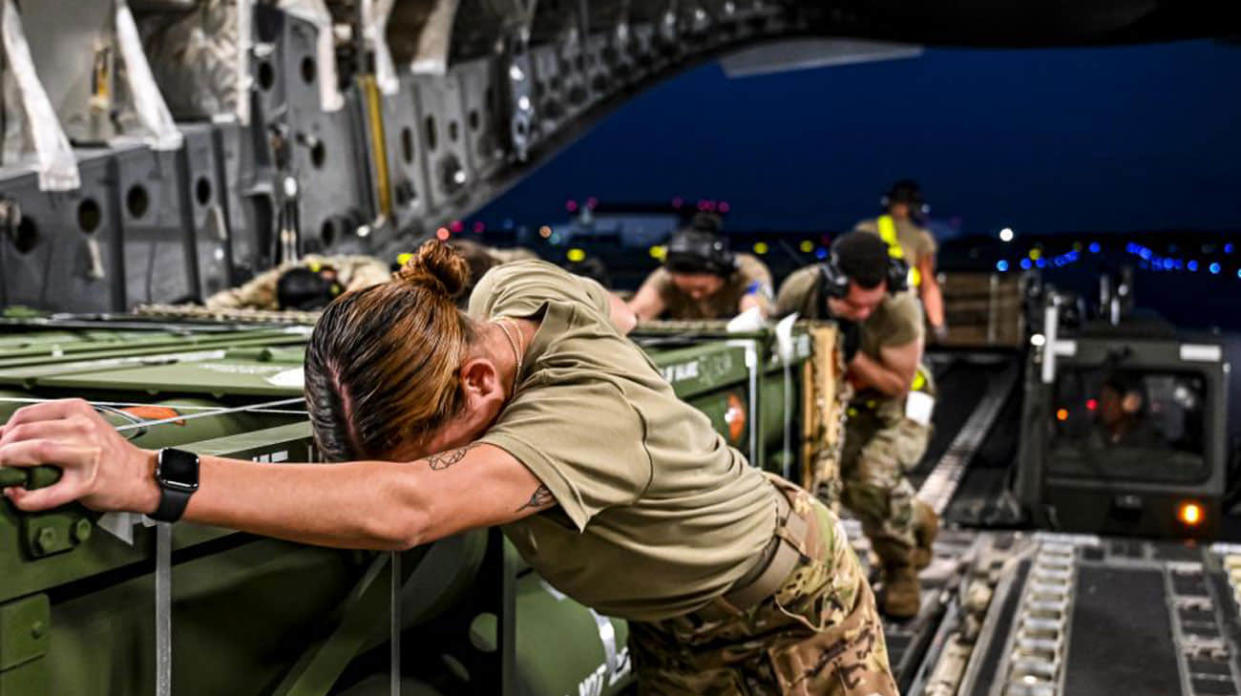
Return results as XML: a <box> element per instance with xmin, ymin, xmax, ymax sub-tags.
<box><xmin>629</xmin><ymin>478</ymin><xmax>898</xmax><ymax>696</ymax></box>
<box><xmin>205</xmin><ymin>255</ymin><xmax>391</xmax><ymax>310</ymax></box>
<box><xmin>837</xmin><ymin>401</ymin><xmax>931</xmax><ymax>561</ymax></box>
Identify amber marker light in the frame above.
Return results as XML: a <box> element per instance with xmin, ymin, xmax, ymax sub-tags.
<box><xmin>1178</xmin><ymin>502</ymin><xmax>1203</xmax><ymax>527</ymax></box>
<box><xmin>1056</xmin><ymin>408</ymin><xmax>1069</xmax><ymax>422</ymax></box>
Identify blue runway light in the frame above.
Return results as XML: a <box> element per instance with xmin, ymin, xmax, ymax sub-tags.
<box><xmin>1089</xmin><ymin>243</ymin><xmax>1101</xmax><ymax>254</ymax></box>
<box><xmin>1188</xmin><ymin>260</ymin><xmax>1199</xmax><ymax>272</ymax></box>
<box><xmin>1210</xmin><ymin>262</ymin><xmax>1221</xmax><ymax>274</ymax></box>
<box><xmin>1036</xmin><ymin>259</ymin><xmax>1046</xmax><ymax>269</ymax></box>
<box><xmin>996</xmin><ymin>260</ymin><xmax>1009</xmax><ymax>272</ymax></box>
<box><xmin>1020</xmin><ymin>259</ymin><xmax>1032</xmax><ymax>270</ymax></box>
<box><xmin>814</xmin><ymin>247</ymin><xmax>828</xmax><ymax>260</ymax></box>
<box><xmin>1227</xmin><ymin>244</ymin><xmax>1235</xmax><ymax>254</ymax></box>
<box><xmin>1163</xmin><ymin>259</ymin><xmax>1175</xmax><ymax>270</ymax></box>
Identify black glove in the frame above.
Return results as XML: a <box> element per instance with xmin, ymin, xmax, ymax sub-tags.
<box><xmin>838</xmin><ymin>319</ymin><xmax>861</xmax><ymax>363</ymax></box>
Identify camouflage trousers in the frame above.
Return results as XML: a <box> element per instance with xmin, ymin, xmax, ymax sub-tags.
<box><xmin>629</xmin><ymin>479</ymin><xmax>897</xmax><ymax>695</ymax></box>
<box><xmin>837</xmin><ymin>406</ymin><xmax>930</xmax><ymax>561</ymax></box>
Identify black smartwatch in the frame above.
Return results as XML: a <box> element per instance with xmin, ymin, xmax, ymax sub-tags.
<box><xmin>151</xmin><ymin>448</ymin><xmax>200</xmax><ymax>523</ymax></box>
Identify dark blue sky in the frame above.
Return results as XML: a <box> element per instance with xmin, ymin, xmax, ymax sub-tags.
<box><xmin>478</xmin><ymin>39</ymin><xmax>1241</xmax><ymax>239</ymax></box>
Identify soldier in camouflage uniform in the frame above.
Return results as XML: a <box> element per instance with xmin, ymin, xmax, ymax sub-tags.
<box><xmin>205</xmin><ymin>255</ymin><xmax>390</xmax><ymax>310</ymax></box>
<box><xmin>631</xmin><ymin>475</ymin><xmax>896</xmax><ymax>695</ymax></box>
<box><xmin>776</xmin><ymin>232</ymin><xmax>938</xmax><ymax>619</ymax></box>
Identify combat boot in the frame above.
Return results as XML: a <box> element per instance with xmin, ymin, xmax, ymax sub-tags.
<box><xmin>882</xmin><ymin>563</ymin><xmax>921</xmax><ymax>619</ymax></box>
<box><xmin>911</xmin><ymin>500</ymin><xmax>939</xmax><ymax>570</ymax></box>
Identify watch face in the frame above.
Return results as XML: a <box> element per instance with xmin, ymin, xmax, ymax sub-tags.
<box><xmin>158</xmin><ymin>449</ymin><xmax>200</xmax><ymax>491</ymax></box>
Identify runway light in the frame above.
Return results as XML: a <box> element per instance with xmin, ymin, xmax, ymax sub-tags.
<box><xmin>435</xmin><ymin>227</ymin><xmax>450</xmax><ymax>241</ymax></box>
<box><xmin>1056</xmin><ymin>408</ymin><xmax>1069</xmax><ymax>422</ymax></box>
<box><xmin>1210</xmin><ymin>262</ymin><xmax>1221</xmax><ymax>275</ymax></box>
<box><xmin>450</xmin><ymin>220</ymin><xmax>464</xmax><ymax>234</ymax></box>
<box><xmin>996</xmin><ymin>260</ymin><xmax>1009</xmax><ymax>272</ymax></box>
<box><xmin>473</xmin><ymin>221</ymin><xmax>486</xmax><ymax>234</ymax></box>
<box><xmin>1178</xmin><ymin>502</ymin><xmax>1203</xmax><ymax>527</ymax></box>
<box><xmin>1086</xmin><ymin>398</ymin><xmax>1098</xmax><ymax>411</ymax></box>
<box><xmin>649</xmin><ymin>245</ymin><xmax>667</xmax><ymax>260</ymax></box>
<box><xmin>1036</xmin><ymin>259</ymin><xmax>1046</xmax><ymax>269</ymax></box>
<box><xmin>1089</xmin><ymin>242</ymin><xmax>1101</xmax><ymax>253</ymax></box>
<box><xmin>1227</xmin><ymin>244</ymin><xmax>1235</xmax><ymax>254</ymax></box>
<box><xmin>1028</xmin><ymin>248</ymin><xmax>1041</xmax><ymax>260</ymax></box>
<box><xmin>565</xmin><ymin>199</ymin><xmax>578</xmax><ymax>213</ymax></box>
<box><xmin>999</xmin><ymin>228</ymin><xmax>1014</xmax><ymax>242</ymax></box>
<box><xmin>1020</xmin><ymin>259</ymin><xmax>1032</xmax><ymax>270</ymax></box>
<box><xmin>671</xmin><ymin>196</ymin><xmax>684</xmax><ymax>209</ymax></box>
<box><xmin>753</xmin><ymin>242</ymin><xmax>769</xmax><ymax>255</ymax></box>
<box><xmin>538</xmin><ymin>225</ymin><xmax>553</xmax><ymax>239</ymax></box>
<box><xmin>800</xmin><ymin>240</ymin><xmax>814</xmax><ymax>253</ymax></box>
<box><xmin>585</xmin><ymin>197</ymin><xmax>598</xmax><ymax>210</ymax></box>
<box><xmin>1188</xmin><ymin>260</ymin><xmax>1199</xmax><ymax>272</ymax></box>
<box><xmin>567</xmin><ymin>248</ymin><xmax>586</xmax><ymax>262</ymax></box>
<box><xmin>718</xmin><ymin>201</ymin><xmax>731</xmax><ymax>214</ymax></box>
<box><xmin>814</xmin><ymin>247</ymin><xmax>828</xmax><ymax>260</ymax></box>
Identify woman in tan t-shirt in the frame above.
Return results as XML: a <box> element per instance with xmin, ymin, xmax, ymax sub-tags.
<box><xmin>0</xmin><ymin>242</ymin><xmax>896</xmax><ymax>695</ymax></box>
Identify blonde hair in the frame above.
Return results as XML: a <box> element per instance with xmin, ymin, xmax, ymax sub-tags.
<box><xmin>305</xmin><ymin>241</ymin><xmax>474</xmax><ymax>460</ymax></box>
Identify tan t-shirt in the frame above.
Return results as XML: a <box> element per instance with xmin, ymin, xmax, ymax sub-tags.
<box><xmin>854</xmin><ymin>217</ymin><xmax>938</xmax><ymax>268</ymax></box>
<box><xmin>776</xmin><ymin>265</ymin><xmax>928</xmax><ymax>412</ymax></box>
<box><xmin>637</xmin><ymin>253</ymin><xmax>773</xmax><ymax>319</ymax></box>
<box><xmin>469</xmin><ymin>261</ymin><xmax>778</xmax><ymax>621</ymax></box>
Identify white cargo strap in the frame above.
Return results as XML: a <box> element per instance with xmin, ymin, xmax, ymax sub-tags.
<box><xmin>409</xmin><ymin>0</ymin><xmax>459</xmax><ymax>75</ymax></box>
<box><xmin>775</xmin><ymin>314</ymin><xmax>798</xmax><ymax>480</ymax></box>
<box><xmin>236</xmin><ymin>0</ymin><xmax>253</xmax><ymax>125</ymax></box>
<box><xmin>115</xmin><ymin>0</ymin><xmax>183</xmax><ymax>150</ymax></box>
<box><xmin>1</xmin><ymin>0</ymin><xmax>80</xmax><ymax>191</ymax></box>
<box><xmin>155</xmin><ymin>522</ymin><xmax>173</xmax><ymax>696</ymax></box>
<box><xmin>278</xmin><ymin>0</ymin><xmax>345</xmax><ymax>111</ymax></box>
<box><xmin>390</xmin><ymin>551</ymin><xmax>402</xmax><ymax>696</ymax></box>
<box><xmin>587</xmin><ymin>608</ymin><xmax>619</xmax><ymax>684</ymax></box>
<box><xmin>363</xmin><ymin>0</ymin><xmax>399</xmax><ymax>95</ymax></box>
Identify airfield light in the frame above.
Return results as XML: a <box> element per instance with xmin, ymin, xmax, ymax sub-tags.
<box><xmin>538</xmin><ymin>225</ymin><xmax>553</xmax><ymax>239</ymax></box>
<box><xmin>586</xmin><ymin>197</ymin><xmax>598</xmax><ymax>210</ymax></box>
<box><xmin>1227</xmin><ymin>244</ymin><xmax>1236</xmax><ymax>254</ymax></box>
<box><xmin>999</xmin><ymin>228</ymin><xmax>1014</xmax><ymax>242</ymax></box>
<box><xmin>800</xmin><ymin>240</ymin><xmax>814</xmax><ymax>253</ymax></box>
<box><xmin>1210</xmin><ymin>262</ymin><xmax>1221</xmax><ymax>275</ymax></box>
<box><xmin>650</xmin><ymin>245</ymin><xmax>667</xmax><ymax>260</ymax></box>
<box><xmin>671</xmin><ymin>196</ymin><xmax>684</xmax><ymax>208</ymax></box>
<box><xmin>1089</xmin><ymin>242</ymin><xmax>1101</xmax><ymax>253</ymax></box>
<box><xmin>567</xmin><ymin>248</ymin><xmax>586</xmax><ymax>262</ymax></box>
<box><xmin>718</xmin><ymin>201</ymin><xmax>731</xmax><ymax>214</ymax></box>
<box><xmin>815</xmin><ymin>248</ymin><xmax>828</xmax><ymax>260</ymax></box>
<box><xmin>996</xmin><ymin>260</ymin><xmax>1009</xmax><ymax>272</ymax></box>
<box><xmin>753</xmin><ymin>242</ymin><xmax>769</xmax><ymax>255</ymax></box>
<box><xmin>450</xmin><ymin>220</ymin><xmax>465</xmax><ymax>234</ymax></box>
<box><xmin>1030</xmin><ymin>334</ymin><xmax>1046</xmax><ymax>347</ymax></box>
<box><xmin>1188</xmin><ymin>260</ymin><xmax>1199</xmax><ymax>272</ymax></box>
<box><xmin>566</xmin><ymin>199</ymin><xmax>579</xmax><ymax>213</ymax></box>
<box><xmin>1020</xmin><ymin>259</ymin><xmax>1032</xmax><ymax>270</ymax></box>
<box><xmin>435</xmin><ymin>227</ymin><xmax>451</xmax><ymax>241</ymax></box>
<box><xmin>473</xmin><ymin>221</ymin><xmax>486</xmax><ymax>234</ymax></box>
<box><xmin>1056</xmin><ymin>408</ymin><xmax>1068</xmax><ymax>422</ymax></box>
<box><xmin>1178</xmin><ymin>502</ymin><xmax>1203</xmax><ymax>527</ymax></box>
<box><xmin>1086</xmin><ymin>399</ymin><xmax>1098</xmax><ymax>411</ymax></box>
<box><xmin>1028</xmin><ymin>248</ymin><xmax>1041</xmax><ymax>260</ymax></box>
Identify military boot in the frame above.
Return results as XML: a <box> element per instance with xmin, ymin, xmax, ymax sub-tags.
<box><xmin>911</xmin><ymin>500</ymin><xmax>939</xmax><ymax>570</ymax></box>
<box><xmin>882</xmin><ymin>562</ymin><xmax>922</xmax><ymax>619</ymax></box>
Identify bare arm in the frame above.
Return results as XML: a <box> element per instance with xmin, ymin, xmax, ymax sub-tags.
<box><xmin>627</xmin><ymin>277</ymin><xmax>666</xmax><ymax>321</ymax></box>
<box><xmin>919</xmin><ymin>254</ymin><xmax>945</xmax><ymax>329</ymax></box>
<box><xmin>0</xmin><ymin>400</ymin><xmax>553</xmax><ymax>551</ymax></box>
<box><xmin>608</xmin><ymin>293</ymin><xmax>638</xmax><ymax>335</ymax></box>
<box><xmin>849</xmin><ymin>340</ymin><xmax>922</xmax><ymax>398</ymax></box>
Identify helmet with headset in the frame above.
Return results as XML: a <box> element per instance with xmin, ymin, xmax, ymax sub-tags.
<box><xmin>818</xmin><ymin>232</ymin><xmax>910</xmax><ymax>300</ymax></box>
<box><xmin>881</xmin><ymin>179</ymin><xmax>930</xmax><ymax>217</ymax></box>
<box><xmin>664</xmin><ymin>212</ymin><xmax>736</xmax><ymax>277</ymax></box>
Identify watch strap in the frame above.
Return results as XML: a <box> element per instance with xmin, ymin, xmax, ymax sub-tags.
<box><xmin>151</xmin><ymin>486</ymin><xmax>193</xmax><ymax>523</ymax></box>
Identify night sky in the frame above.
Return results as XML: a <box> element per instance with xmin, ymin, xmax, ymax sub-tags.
<box><xmin>478</xmin><ymin>39</ymin><xmax>1241</xmax><ymax>240</ymax></box>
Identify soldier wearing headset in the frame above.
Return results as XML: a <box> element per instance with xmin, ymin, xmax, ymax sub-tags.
<box><xmin>776</xmin><ymin>231</ymin><xmax>939</xmax><ymax>619</ymax></box>
<box><xmin>855</xmin><ymin>180</ymin><xmax>947</xmax><ymax>340</ymax></box>
<box><xmin>628</xmin><ymin>212</ymin><xmax>774</xmax><ymax>321</ymax></box>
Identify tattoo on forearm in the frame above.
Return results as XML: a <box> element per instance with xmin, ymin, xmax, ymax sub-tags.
<box><xmin>424</xmin><ymin>443</ymin><xmax>479</xmax><ymax>471</ymax></box>
<box><xmin>516</xmin><ymin>484</ymin><xmax>555</xmax><ymax>512</ymax></box>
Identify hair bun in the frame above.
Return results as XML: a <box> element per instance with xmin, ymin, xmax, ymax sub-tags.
<box><xmin>394</xmin><ymin>240</ymin><xmax>470</xmax><ymax>299</ymax></box>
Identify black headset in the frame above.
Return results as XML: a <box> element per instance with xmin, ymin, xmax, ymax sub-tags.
<box><xmin>276</xmin><ymin>265</ymin><xmax>344</xmax><ymax>310</ymax></box>
<box><xmin>881</xmin><ymin>179</ymin><xmax>930</xmax><ymax>217</ymax></box>
<box><xmin>818</xmin><ymin>250</ymin><xmax>909</xmax><ymax>300</ymax></box>
<box><xmin>664</xmin><ymin>229</ymin><xmax>736</xmax><ymax>277</ymax></box>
